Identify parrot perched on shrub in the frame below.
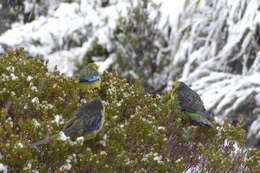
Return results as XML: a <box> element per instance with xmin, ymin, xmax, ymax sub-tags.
<box><xmin>78</xmin><ymin>63</ymin><xmax>101</xmax><ymax>90</ymax></box>
<box><xmin>29</xmin><ymin>98</ymin><xmax>105</xmax><ymax>148</ymax></box>
<box><xmin>171</xmin><ymin>81</ymin><xmax>215</xmax><ymax>127</ymax></box>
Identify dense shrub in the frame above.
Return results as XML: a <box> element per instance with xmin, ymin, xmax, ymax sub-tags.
<box><xmin>0</xmin><ymin>48</ymin><xmax>259</xmax><ymax>172</ymax></box>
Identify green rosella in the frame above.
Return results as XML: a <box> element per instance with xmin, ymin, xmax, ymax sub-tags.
<box><xmin>29</xmin><ymin>98</ymin><xmax>105</xmax><ymax>148</ymax></box>
<box><xmin>78</xmin><ymin>63</ymin><xmax>101</xmax><ymax>90</ymax></box>
<box><xmin>172</xmin><ymin>81</ymin><xmax>215</xmax><ymax>127</ymax></box>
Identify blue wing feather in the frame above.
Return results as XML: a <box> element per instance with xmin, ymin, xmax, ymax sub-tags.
<box><xmin>79</xmin><ymin>75</ymin><xmax>99</xmax><ymax>82</ymax></box>
<box><xmin>88</xmin><ymin>116</ymin><xmax>102</xmax><ymax>130</ymax></box>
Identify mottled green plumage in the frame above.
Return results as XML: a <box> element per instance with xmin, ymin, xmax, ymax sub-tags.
<box><xmin>77</xmin><ymin>63</ymin><xmax>101</xmax><ymax>90</ymax></box>
<box><xmin>29</xmin><ymin>98</ymin><xmax>104</xmax><ymax>148</ymax></box>
<box><xmin>172</xmin><ymin>81</ymin><xmax>215</xmax><ymax>127</ymax></box>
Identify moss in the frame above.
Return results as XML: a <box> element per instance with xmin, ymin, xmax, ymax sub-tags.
<box><xmin>0</xmin><ymin>48</ymin><xmax>259</xmax><ymax>172</ymax></box>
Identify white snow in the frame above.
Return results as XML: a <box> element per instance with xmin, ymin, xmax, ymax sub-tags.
<box><xmin>58</xmin><ymin>131</ymin><xmax>70</xmax><ymax>141</ymax></box>
<box><xmin>0</xmin><ymin>163</ymin><xmax>7</xmax><ymax>173</ymax></box>
<box><xmin>31</xmin><ymin>97</ymin><xmax>40</xmax><ymax>104</ymax></box>
<box><xmin>96</xmin><ymin>55</ymin><xmax>115</xmax><ymax>73</ymax></box>
<box><xmin>52</xmin><ymin>114</ymin><xmax>62</xmax><ymax>124</ymax></box>
<box><xmin>248</xmin><ymin>116</ymin><xmax>260</xmax><ymax>139</ymax></box>
<box><xmin>184</xmin><ymin>165</ymin><xmax>200</xmax><ymax>173</ymax></box>
<box><xmin>32</xmin><ymin>118</ymin><xmax>41</xmax><ymax>127</ymax></box>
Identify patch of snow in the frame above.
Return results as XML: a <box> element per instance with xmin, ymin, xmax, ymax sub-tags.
<box><xmin>96</xmin><ymin>55</ymin><xmax>115</xmax><ymax>73</ymax></box>
<box><xmin>58</xmin><ymin>131</ymin><xmax>70</xmax><ymax>141</ymax></box>
<box><xmin>184</xmin><ymin>165</ymin><xmax>200</xmax><ymax>173</ymax></box>
<box><xmin>0</xmin><ymin>163</ymin><xmax>7</xmax><ymax>173</ymax></box>
<box><xmin>248</xmin><ymin>116</ymin><xmax>260</xmax><ymax>139</ymax></box>
<box><xmin>52</xmin><ymin>115</ymin><xmax>62</xmax><ymax>124</ymax></box>
<box><xmin>32</xmin><ymin>97</ymin><xmax>40</xmax><ymax>104</ymax></box>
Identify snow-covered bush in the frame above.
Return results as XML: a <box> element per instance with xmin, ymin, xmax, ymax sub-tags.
<box><xmin>109</xmin><ymin>0</ymin><xmax>171</xmax><ymax>90</ymax></box>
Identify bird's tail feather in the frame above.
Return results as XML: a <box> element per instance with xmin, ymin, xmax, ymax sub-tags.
<box><xmin>28</xmin><ymin>133</ymin><xmax>59</xmax><ymax>148</ymax></box>
<box><xmin>187</xmin><ymin>112</ymin><xmax>215</xmax><ymax>127</ymax></box>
